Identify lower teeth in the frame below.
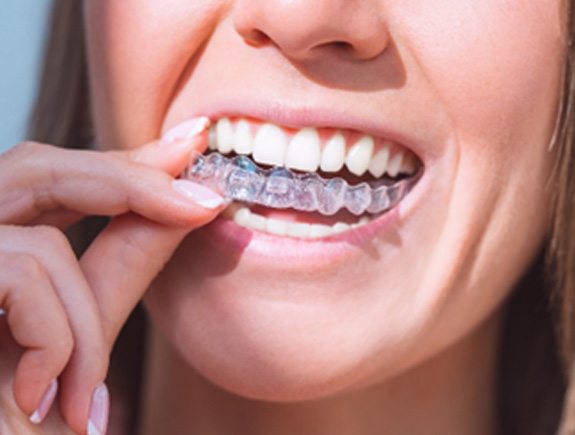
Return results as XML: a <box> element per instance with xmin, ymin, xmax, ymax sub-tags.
<box><xmin>222</xmin><ymin>203</ymin><xmax>372</xmax><ymax>239</ymax></box>
<box><xmin>184</xmin><ymin>152</ymin><xmax>419</xmax><ymax>217</ymax></box>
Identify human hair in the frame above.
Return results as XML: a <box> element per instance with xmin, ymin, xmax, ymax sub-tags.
<box><xmin>2</xmin><ymin>0</ymin><xmax>575</xmax><ymax>433</ymax></box>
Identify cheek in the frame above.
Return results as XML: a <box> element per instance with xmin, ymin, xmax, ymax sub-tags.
<box><xmin>85</xmin><ymin>0</ymin><xmax>224</xmax><ymax>149</ymax></box>
<box><xmin>397</xmin><ymin>0</ymin><xmax>564</xmax><ymax>158</ymax></box>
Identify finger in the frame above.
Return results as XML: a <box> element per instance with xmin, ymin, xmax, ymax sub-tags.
<box><xmin>0</xmin><ymin>119</ymin><xmax>211</xmax><ymax>227</ymax></box>
<box><xmin>81</xmin><ymin>202</ymin><xmax>223</xmax><ymax>347</ymax></box>
<box><xmin>80</xmin><ymin>216</ymin><xmax>189</xmax><ymax>347</ymax></box>
<box><xmin>1</xmin><ymin>225</ymin><xmax>109</xmax><ymax>434</ymax></box>
<box><xmin>0</xmin><ymin>251</ymin><xmax>73</xmax><ymax>424</ymax></box>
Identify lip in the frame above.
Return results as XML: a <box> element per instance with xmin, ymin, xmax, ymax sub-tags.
<box><xmin>196</xmin><ymin>156</ymin><xmax>431</xmax><ymax>269</ymax></box>
<box><xmin>182</xmin><ymin>99</ymin><xmax>439</xmax><ymax>166</ymax></box>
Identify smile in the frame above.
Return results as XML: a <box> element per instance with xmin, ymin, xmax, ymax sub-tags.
<box><xmin>184</xmin><ymin>117</ymin><xmax>423</xmax><ymax>239</ymax></box>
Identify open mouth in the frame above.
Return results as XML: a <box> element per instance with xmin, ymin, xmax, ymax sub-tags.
<box><xmin>184</xmin><ymin>117</ymin><xmax>423</xmax><ymax>239</ymax></box>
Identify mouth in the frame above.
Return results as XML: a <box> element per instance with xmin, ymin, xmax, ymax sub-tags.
<box><xmin>183</xmin><ymin>116</ymin><xmax>423</xmax><ymax>240</ymax></box>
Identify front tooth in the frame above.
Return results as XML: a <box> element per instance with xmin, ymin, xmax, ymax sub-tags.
<box><xmin>208</xmin><ymin>125</ymin><xmax>217</xmax><ymax>150</ymax></box>
<box><xmin>285</xmin><ymin>128</ymin><xmax>321</xmax><ymax>172</ymax></box>
<box><xmin>320</xmin><ymin>132</ymin><xmax>346</xmax><ymax>173</ymax></box>
<box><xmin>266</xmin><ymin>217</ymin><xmax>288</xmax><ymax>236</ymax></box>
<box><xmin>234</xmin><ymin>119</ymin><xmax>253</xmax><ymax>155</ymax></box>
<box><xmin>368</xmin><ymin>143</ymin><xmax>391</xmax><ymax>178</ymax></box>
<box><xmin>253</xmin><ymin>123</ymin><xmax>288</xmax><ymax>166</ymax></box>
<box><xmin>286</xmin><ymin>221</ymin><xmax>311</xmax><ymax>238</ymax></box>
<box><xmin>386</xmin><ymin>152</ymin><xmax>404</xmax><ymax>177</ymax></box>
<box><xmin>345</xmin><ymin>135</ymin><xmax>374</xmax><ymax>176</ymax></box>
<box><xmin>216</xmin><ymin>118</ymin><xmax>234</xmax><ymax>154</ymax></box>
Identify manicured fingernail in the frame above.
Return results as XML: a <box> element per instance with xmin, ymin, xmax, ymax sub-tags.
<box><xmin>172</xmin><ymin>179</ymin><xmax>225</xmax><ymax>209</ymax></box>
<box><xmin>29</xmin><ymin>379</ymin><xmax>58</xmax><ymax>424</ymax></box>
<box><xmin>161</xmin><ymin>117</ymin><xmax>210</xmax><ymax>145</ymax></box>
<box><xmin>87</xmin><ymin>383</ymin><xmax>109</xmax><ymax>435</ymax></box>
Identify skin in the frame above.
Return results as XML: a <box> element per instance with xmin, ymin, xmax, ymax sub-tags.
<box><xmin>83</xmin><ymin>0</ymin><xmax>566</xmax><ymax>433</ymax></box>
<box><xmin>0</xmin><ymin>0</ymin><xmax>566</xmax><ymax>434</ymax></box>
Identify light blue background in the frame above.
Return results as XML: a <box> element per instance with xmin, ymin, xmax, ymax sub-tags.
<box><xmin>0</xmin><ymin>0</ymin><xmax>53</xmax><ymax>152</ymax></box>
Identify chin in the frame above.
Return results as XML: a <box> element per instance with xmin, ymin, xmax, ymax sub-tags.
<box><xmin>142</xmin><ymin>265</ymin><xmax>420</xmax><ymax>403</ymax></box>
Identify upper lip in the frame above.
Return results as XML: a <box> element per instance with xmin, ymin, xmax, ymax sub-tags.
<box><xmin>186</xmin><ymin>99</ymin><xmax>433</xmax><ymax>164</ymax></box>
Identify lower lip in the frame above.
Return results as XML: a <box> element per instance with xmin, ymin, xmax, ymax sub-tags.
<box><xmin>197</xmin><ymin>169</ymin><xmax>429</xmax><ymax>269</ymax></box>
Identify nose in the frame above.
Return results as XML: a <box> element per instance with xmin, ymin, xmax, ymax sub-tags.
<box><xmin>233</xmin><ymin>0</ymin><xmax>390</xmax><ymax>62</ymax></box>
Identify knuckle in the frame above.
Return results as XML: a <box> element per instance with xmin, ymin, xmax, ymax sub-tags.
<box><xmin>51</xmin><ymin>326</ymin><xmax>75</xmax><ymax>363</ymax></box>
<box><xmin>3</xmin><ymin>141</ymin><xmax>46</xmax><ymax>162</ymax></box>
<box><xmin>1</xmin><ymin>252</ymin><xmax>44</xmax><ymax>281</ymax></box>
<box><xmin>31</xmin><ymin>225</ymin><xmax>71</xmax><ymax>252</ymax></box>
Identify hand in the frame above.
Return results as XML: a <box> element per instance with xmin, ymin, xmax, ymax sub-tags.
<box><xmin>0</xmin><ymin>117</ymin><xmax>224</xmax><ymax>434</ymax></box>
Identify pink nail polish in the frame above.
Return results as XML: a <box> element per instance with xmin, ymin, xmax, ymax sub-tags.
<box><xmin>29</xmin><ymin>379</ymin><xmax>58</xmax><ymax>424</ymax></box>
<box><xmin>172</xmin><ymin>179</ymin><xmax>225</xmax><ymax>209</ymax></box>
<box><xmin>87</xmin><ymin>383</ymin><xmax>109</xmax><ymax>435</ymax></box>
<box><xmin>161</xmin><ymin>117</ymin><xmax>210</xmax><ymax>145</ymax></box>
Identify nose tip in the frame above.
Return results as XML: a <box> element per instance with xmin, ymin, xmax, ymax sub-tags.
<box><xmin>234</xmin><ymin>0</ymin><xmax>390</xmax><ymax>62</ymax></box>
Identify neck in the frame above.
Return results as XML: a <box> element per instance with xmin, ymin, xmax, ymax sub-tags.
<box><xmin>138</xmin><ymin>308</ymin><xmax>504</xmax><ymax>435</ymax></box>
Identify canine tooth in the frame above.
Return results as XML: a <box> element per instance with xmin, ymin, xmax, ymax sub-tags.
<box><xmin>216</xmin><ymin>118</ymin><xmax>234</xmax><ymax>154</ymax></box>
<box><xmin>234</xmin><ymin>207</ymin><xmax>252</xmax><ymax>226</ymax></box>
<box><xmin>250</xmin><ymin>213</ymin><xmax>267</xmax><ymax>231</ymax></box>
<box><xmin>309</xmin><ymin>224</ymin><xmax>332</xmax><ymax>238</ymax></box>
<box><xmin>266</xmin><ymin>218</ymin><xmax>288</xmax><ymax>236</ymax></box>
<box><xmin>234</xmin><ymin>119</ymin><xmax>253</xmax><ymax>155</ymax></box>
<box><xmin>285</xmin><ymin>128</ymin><xmax>321</xmax><ymax>172</ymax></box>
<box><xmin>286</xmin><ymin>221</ymin><xmax>311</xmax><ymax>238</ymax></box>
<box><xmin>208</xmin><ymin>125</ymin><xmax>217</xmax><ymax>150</ymax></box>
<box><xmin>253</xmin><ymin>123</ymin><xmax>288</xmax><ymax>166</ymax></box>
<box><xmin>320</xmin><ymin>132</ymin><xmax>346</xmax><ymax>172</ymax></box>
<box><xmin>386</xmin><ymin>152</ymin><xmax>404</xmax><ymax>177</ymax></box>
<box><xmin>368</xmin><ymin>143</ymin><xmax>391</xmax><ymax>178</ymax></box>
<box><xmin>400</xmin><ymin>153</ymin><xmax>417</xmax><ymax>175</ymax></box>
<box><xmin>345</xmin><ymin>135</ymin><xmax>374</xmax><ymax>176</ymax></box>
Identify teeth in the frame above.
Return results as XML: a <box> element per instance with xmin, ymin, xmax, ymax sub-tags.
<box><xmin>285</xmin><ymin>128</ymin><xmax>321</xmax><ymax>172</ymax></box>
<box><xmin>266</xmin><ymin>217</ymin><xmax>288</xmax><ymax>236</ymax></box>
<box><xmin>233</xmin><ymin>206</ymin><xmax>252</xmax><ymax>226</ymax></box>
<box><xmin>286</xmin><ymin>221</ymin><xmax>311</xmax><ymax>238</ymax></box>
<box><xmin>208</xmin><ymin>117</ymin><xmax>419</xmax><ymax>178</ymax></box>
<box><xmin>229</xmin><ymin>205</ymin><xmax>372</xmax><ymax>239</ymax></box>
<box><xmin>345</xmin><ymin>135</ymin><xmax>374</xmax><ymax>176</ymax></box>
<box><xmin>216</xmin><ymin>118</ymin><xmax>234</xmax><ymax>154</ymax></box>
<box><xmin>386</xmin><ymin>152</ymin><xmax>404</xmax><ymax>178</ymax></box>
<box><xmin>208</xmin><ymin>125</ymin><xmax>217</xmax><ymax>150</ymax></box>
<box><xmin>320</xmin><ymin>132</ymin><xmax>346</xmax><ymax>173</ymax></box>
<box><xmin>234</xmin><ymin>119</ymin><xmax>253</xmax><ymax>155</ymax></box>
<box><xmin>252</xmin><ymin>123</ymin><xmax>288</xmax><ymax>166</ymax></box>
<box><xmin>368</xmin><ymin>143</ymin><xmax>391</xmax><ymax>178</ymax></box>
<box><xmin>400</xmin><ymin>153</ymin><xmax>417</xmax><ymax>175</ymax></box>
<box><xmin>309</xmin><ymin>224</ymin><xmax>332</xmax><ymax>238</ymax></box>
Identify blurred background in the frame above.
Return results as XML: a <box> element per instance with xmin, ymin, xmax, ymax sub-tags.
<box><xmin>1</xmin><ymin>0</ymin><xmax>53</xmax><ymax>152</ymax></box>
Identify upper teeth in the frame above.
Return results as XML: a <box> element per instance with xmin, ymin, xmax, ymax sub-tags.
<box><xmin>208</xmin><ymin>117</ymin><xmax>418</xmax><ymax>178</ymax></box>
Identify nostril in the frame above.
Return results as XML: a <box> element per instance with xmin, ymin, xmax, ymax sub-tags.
<box><xmin>243</xmin><ymin>29</ymin><xmax>271</xmax><ymax>47</ymax></box>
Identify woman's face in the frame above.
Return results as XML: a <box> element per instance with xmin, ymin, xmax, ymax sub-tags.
<box><xmin>85</xmin><ymin>0</ymin><xmax>565</xmax><ymax>400</ymax></box>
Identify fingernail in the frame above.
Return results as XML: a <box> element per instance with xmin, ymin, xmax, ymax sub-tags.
<box><xmin>161</xmin><ymin>117</ymin><xmax>210</xmax><ymax>145</ymax></box>
<box><xmin>87</xmin><ymin>383</ymin><xmax>109</xmax><ymax>435</ymax></box>
<box><xmin>29</xmin><ymin>379</ymin><xmax>58</xmax><ymax>424</ymax></box>
<box><xmin>172</xmin><ymin>179</ymin><xmax>225</xmax><ymax>209</ymax></box>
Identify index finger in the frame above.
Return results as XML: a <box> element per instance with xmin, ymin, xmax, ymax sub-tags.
<box><xmin>80</xmin><ymin>207</ymin><xmax>222</xmax><ymax>347</ymax></box>
<box><xmin>0</xmin><ymin>118</ymin><xmax>213</xmax><ymax>227</ymax></box>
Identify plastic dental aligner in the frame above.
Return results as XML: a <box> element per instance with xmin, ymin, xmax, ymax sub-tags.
<box><xmin>184</xmin><ymin>152</ymin><xmax>418</xmax><ymax>216</ymax></box>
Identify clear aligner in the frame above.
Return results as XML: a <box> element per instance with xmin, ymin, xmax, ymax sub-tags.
<box><xmin>184</xmin><ymin>152</ymin><xmax>419</xmax><ymax>216</ymax></box>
